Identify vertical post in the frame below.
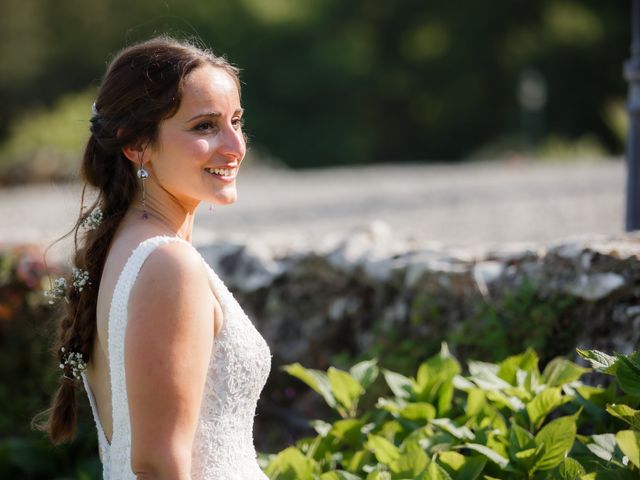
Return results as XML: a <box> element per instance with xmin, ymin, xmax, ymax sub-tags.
<box><xmin>626</xmin><ymin>0</ymin><xmax>640</xmax><ymax>231</ymax></box>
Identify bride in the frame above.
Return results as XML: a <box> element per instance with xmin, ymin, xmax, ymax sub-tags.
<box><xmin>39</xmin><ymin>36</ymin><xmax>271</xmax><ymax>479</ymax></box>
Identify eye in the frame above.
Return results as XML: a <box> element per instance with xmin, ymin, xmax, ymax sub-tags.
<box><xmin>232</xmin><ymin>117</ymin><xmax>244</xmax><ymax>129</ymax></box>
<box><xmin>193</xmin><ymin>121</ymin><xmax>217</xmax><ymax>132</ymax></box>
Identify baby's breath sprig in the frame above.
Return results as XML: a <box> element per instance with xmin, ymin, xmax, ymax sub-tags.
<box><xmin>81</xmin><ymin>207</ymin><xmax>103</xmax><ymax>230</ymax></box>
<box><xmin>59</xmin><ymin>347</ymin><xmax>87</xmax><ymax>381</ymax></box>
<box><xmin>44</xmin><ymin>277</ymin><xmax>68</xmax><ymax>304</ymax></box>
<box><xmin>71</xmin><ymin>268</ymin><xmax>91</xmax><ymax>292</ymax></box>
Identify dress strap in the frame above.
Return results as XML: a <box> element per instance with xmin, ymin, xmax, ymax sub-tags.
<box><xmin>107</xmin><ymin>235</ymin><xmax>192</xmax><ymax>479</ymax></box>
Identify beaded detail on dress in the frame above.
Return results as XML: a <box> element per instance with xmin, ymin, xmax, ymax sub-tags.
<box><xmin>82</xmin><ymin>236</ymin><xmax>271</xmax><ymax>479</ymax></box>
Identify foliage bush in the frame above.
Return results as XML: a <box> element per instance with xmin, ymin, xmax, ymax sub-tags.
<box><xmin>0</xmin><ymin>245</ymin><xmax>101</xmax><ymax>479</ymax></box>
<box><xmin>264</xmin><ymin>345</ymin><xmax>640</xmax><ymax>479</ymax></box>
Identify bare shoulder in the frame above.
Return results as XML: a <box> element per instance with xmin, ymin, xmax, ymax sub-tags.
<box><xmin>127</xmin><ymin>240</ymin><xmax>216</xmax><ymax>335</ymax></box>
<box><xmin>136</xmin><ymin>240</ymin><xmax>209</xmax><ymax>289</ymax></box>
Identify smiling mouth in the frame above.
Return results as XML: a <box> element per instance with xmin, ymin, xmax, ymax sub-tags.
<box><xmin>204</xmin><ymin>167</ymin><xmax>237</xmax><ymax>179</ymax></box>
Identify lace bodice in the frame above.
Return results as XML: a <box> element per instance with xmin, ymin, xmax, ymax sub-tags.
<box><xmin>82</xmin><ymin>235</ymin><xmax>271</xmax><ymax>479</ymax></box>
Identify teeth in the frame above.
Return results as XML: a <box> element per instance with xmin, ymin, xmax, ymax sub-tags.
<box><xmin>206</xmin><ymin>167</ymin><xmax>235</xmax><ymax>176</ymax></box>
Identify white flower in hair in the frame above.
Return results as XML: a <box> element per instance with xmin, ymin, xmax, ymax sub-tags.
<box><xmin>72</xmin><ymin>268</ymin><xmax>91</xmax><ymax>292</ymax></box>
<box><xmin>60</xmin><ymin>349</ymin><xmax>87</xmax><ymax>380</ymax></box>
<box><xmin>44</xmin><ymin>277</ymin><xmax>68</xmax><ymax>304</ymax></box>
<box><xmin>81</xmin><ymin>207</ymin><xmax>103</xmax><ymax>230</ymax></box>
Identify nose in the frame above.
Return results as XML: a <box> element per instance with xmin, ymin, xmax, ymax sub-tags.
<box><xmin>219</xmin><ymin>123</ymin><xmax>246</xmax><ymax>161</ymax></box>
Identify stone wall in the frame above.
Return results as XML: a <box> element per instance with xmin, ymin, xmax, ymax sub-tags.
<box><xmin>198</xmin><ymin>223</ymin><xmax>640</xmax><ymax>370</ymax></box>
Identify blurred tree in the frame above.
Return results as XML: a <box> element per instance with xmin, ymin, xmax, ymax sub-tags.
<box><xmin>0</xmin><ymin>0</ymin><xmax>630</xmax><ymax>168</ymax></box>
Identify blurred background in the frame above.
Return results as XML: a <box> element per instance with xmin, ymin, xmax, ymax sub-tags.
<box><xmin>0</xmin><ymin>0</ymin><xmax>634</xmax><ymax>478</ymax></box>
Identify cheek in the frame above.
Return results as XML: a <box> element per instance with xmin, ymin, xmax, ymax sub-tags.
<box><xmin>193</xmin><ymin>139</ymin><xmax>211</xmax><ymax>157</ymax></box>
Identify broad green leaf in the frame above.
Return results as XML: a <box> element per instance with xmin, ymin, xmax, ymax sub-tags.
<box><xmin>576</xmin><ymin>349</ymin><xmax>617</xmax><ymax>374</ymax></box>
<box><xmin>346</xmin><ymin>449</ymin><xmax>370</xmax><ymax>473</ymax></box>
<box><xmin>543</xmin><ymin>358</ymin><xmax>589</xmax><ymax>387</ymax></box>
<box><xmin>616</xmin><ymin>355</ymin><xmax>640</xmax><ymax>396</ymax></box>
<box><xmin>606</xmin><ymin>403</ymin><xmax>640</xmax><ymax>429</ymax></box>
<box><xmin>550</xmin><ymin>457</ymin><xmax>586</xmax><ymax>479</ymax></box>
<box><xmin>263</xmin><ymin>446</ymin><xmax>317</xmax><ymax>479</ymax></box>
<box><xmin>320</xmin><ymin>471</ymin><xmax>362</xmax><ymax>480</ymax></box>
<box><xmin>426</xmin><ymin>460</ymin><xmax>453</xmax><ymax>480</ymax></box>
<box><xmin>498</xmin><ymin>349</ymin><xmax>539</xmax><ymax>384</ymax></box>
<box><xmin>398</xmin><ymin>402</ymin><xmax>437</xmax><ymax>422</ymax></box>
<box><xmin>416</xmin><ymin>343</ymin><xmax>461</xmax><ymax>396</ymax></box>
<box><xmin>465</xmin><ymin>389</ymin><xmax>486</xmax><ymax>417</ymax></box>
<box><xmin>510</xmin><ymin>422</ymin><xmax>535</xmax><ymax>451</ymax></box>
<box><xmin>382</xmin><ymin>369</ymin><xmax>414</xmax><ymax>399</ymax></box>
<box><xmin>350</xmin><ymin>359</ymin><xmax>379</xmax><ymax>390</ymax></box>
<box><xmin>616</xmin><ymin>430</ymin><xmax>640</xmax><ymax>468</ymax></box>
<box><xmin>468</xmin><ymin>361</ymin><xmax>512</xmax><ymax>391</ymax></box>
<box><xmin>365</xmin><ymin>470</ymin><xmax>391</xmax><ymax>480</ymax></box>
<box><xmin>366</xmin><ymin>434</ymin><xmax>400</xmax><ymax>464</ymax></box>
<box><xmin>533</xmin><ymin>414</ymin><xmax>577</xmax><ymax>471</ymax></box>
<box><xmin>438</xmin><ymin>451</ymin><xmax>486</xmax><ymax>480</ymax></box>
<box><xmin>526</xmin><ymin>387</ymin><xmax>571</xmax><ymax>431</ymax></box>
<box><xmin>330</xmin><ymin>419</ymin><xmax>364</xmax><ymax>447</ymax></box>
<box><xmin>585</xmin><ymin>433</ymin><xmax>618</xmax><ymax>462</ymax></box>
<box><xmin>437</xmin><ymin>380</ymin><xmax>455</xmax><ymax>417</ymax></box>
<box><xmin>283</xmin><ymin>363</ymin><xmax>336</xmax><ymax>408</ymax></box>
<box><xmin>389</xmin><ymin>440</ymin><xmax>428</xmax><ymax>476</ymax></box>
<box><xmin>431</xmin><ymin>418</ymin><xmax>475</xmax><ymax>440</ymax></box>
<box><xmin>311</xmin><ymin>419</ymin><xmax>332</xmax><ymax>437</ymax></box>
<box><xmin>328</xmin><ymin>367</ymin><xmax>364</xmax><ymax>413</ymax></box>
<box><xmin>462</xmin><ymin>443</ymin><xmax>509</xmax><ymax>469</ymax></box>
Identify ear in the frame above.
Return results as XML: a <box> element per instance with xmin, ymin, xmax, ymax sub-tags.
<box><xmin>120</xmin><ymin>130</ymin><xmax>150</xmax><ymax>166</ymax></box>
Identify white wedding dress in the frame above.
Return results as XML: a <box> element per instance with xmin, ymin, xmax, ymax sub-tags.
<box><xmin>81</xmin><ymin>235</ymin><xmax>272</xmax><ymax>479</ymax></box>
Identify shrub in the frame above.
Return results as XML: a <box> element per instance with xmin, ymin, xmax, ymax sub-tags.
<box><xmin>264</xmin><ymin>345</ymin><xmax>640</xmax><ymax>479</ymax></box>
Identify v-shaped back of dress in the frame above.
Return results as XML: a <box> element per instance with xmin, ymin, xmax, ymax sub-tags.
<box><xmin>82</xmin><ymin>235</ymin><xmax>271</xmax><ymax>479</ymax></box>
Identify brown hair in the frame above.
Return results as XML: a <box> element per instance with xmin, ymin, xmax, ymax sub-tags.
<box><xmin>37</xmin><ymin>35</ymin><xmax>240</xmax><ymax>444</ymax></box>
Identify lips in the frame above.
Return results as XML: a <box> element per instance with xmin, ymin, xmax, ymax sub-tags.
<box><xmin>204</xmin><ymin>165</ymin><xmax>237</xmax><ymax>182</ymax></box>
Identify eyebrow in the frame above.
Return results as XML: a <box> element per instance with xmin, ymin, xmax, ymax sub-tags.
<box><xmin>185</xmin><ymin>108</ymin><xmax>244</xmax><ymax>123</ymax></box>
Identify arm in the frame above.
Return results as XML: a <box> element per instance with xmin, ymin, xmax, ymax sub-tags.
<box><xmin>125</xmin><ymin>242</ymin><xmax>216</xmax><ymax>479</ymax></box>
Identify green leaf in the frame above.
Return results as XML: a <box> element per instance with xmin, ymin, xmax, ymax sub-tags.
<box><xmin>550</xmin><ymin>457</ymin><xmax>586</xmax><ymax>479</ymax></box>
<box><xmin>585</xmin><ymin>433</ymin><xmax>618</xmax><ymax>462</ymax></box>
<box><xmin>365</xmin><ymin>434</ymin><xmax>400</xmax><ymax>465</ymax></box>
<box><xmin>465</xmin><ymin>389</ymin><xmax>486</xmax><ymax>417</ymax></box>
<box><xmin>320</xmin><ymin>471</ymin><xmax>362</xmax><ymax>480</ymax></box>
<box><xmin>330</xmin><ymin>419</ymin><xmax>364</xmax><ymax>448</ymax></box>
<box><xmin>616</xmin><ymin>355</ymin><xmax>640</xmax><ymax>396</ymax></box>
<box><xmin>616</xmin><ymin>430</ymin><xmax>640</xmax><ymax>468</ymax></box>
<box><xmin>438</xmin><ymin>451</ymin><xmax>486</xmax><ymax>480</ymax></box>
<box><xmin>543</xmin><ymin>358</ymin><xmax>589</xmax><ymax>387</ymax></box>
<box><xmin>382</xmin><ymin>369</ymin><xmax>414</xmax><ymax>399</ymax></box>
<box><xmin>468</xmin><ymin>361</ymin><xmax>512</xmax><ymax>391</ymax></box>
<box><xmin>498</xmin><ymin>349</ymin><xmax>539</xmax><ymax>385</ymax></box>
<box><xmin>526</xmin><ymin>387</ymin><xmax>571</xmax><ymax>431</ymax></box>
<box><xmin>510</xmin><ymin>422</ymin><xmax>535</xmax><ymax>451</ymax></box>
<box><xmin>431</xmin><ymin>418</ymin><xmax>475</xmax><ymax>440</ymax></box>
<box><xmin>389</xmin><ymin>440</ymin><xmax>428</xmax><ymax>476</ymax></box>
<box><xmin>426</xmin><ymin>460</ymin><xmax>453</xmax><ymax>480</ymax></box>
<box><xmin>283</xmin><ymin>363</ymin><xmax>337</xmax><ymax>408</ymax></box>
<box><xmin>398</xmin><ymin>402</ymin><xmax>437</xmax><ymax>422</ymax></box>
<box><xmin>350</xmin><ymin>359</ymin><xmax>379</xmax><ymax>390</ymax></box>
<box><xmin>462</xmin><ymin>443</ymin><xmax>509</xmax><ymax>469</ymax></box>
<box><xmin>533</xmin><ymin>415</ymin><xmax>577</xmax><ymax>471</ymax></box>
<box><xmin>328</xmin><ymin>367</ymin><xmax>364</xmax><ymax>414</ymax></box>
<box><xmin>606</xmin><ymin>403</ymin><xmax>640</xmax><ymax>429</ymax></box>
<box><xmin>576</xmin><ymin>349</ymin><xmax>617</xmax><ymax>374</ymax></box>
<box><xmin>263</xmin><ymin>446</ymin><xmax>317</xmax><ymax>479</ymax></box>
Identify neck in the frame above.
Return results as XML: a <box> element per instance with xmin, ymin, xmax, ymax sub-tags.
<box><xmin>129</xmin><ymin>181</ymin><xmax>197</xmax><ymax>242</ymax></box>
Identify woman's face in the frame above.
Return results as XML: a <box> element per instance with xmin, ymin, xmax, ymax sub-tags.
<box><xmin>145</xmin><ymin>63</ymin><xmax>246</xmax><ymax>210</ymax></box>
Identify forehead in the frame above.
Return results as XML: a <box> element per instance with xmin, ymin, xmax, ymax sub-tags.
<box><xmin>178</xmin><ymin>64</ymin><xmax>240</xmax><ymax>115</ymax></box>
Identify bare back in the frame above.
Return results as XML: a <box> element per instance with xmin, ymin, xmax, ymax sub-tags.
<box><xmin>84</xmin><ymin>219</ymin><xmax>223</xmax><ymax>444</ymax></box>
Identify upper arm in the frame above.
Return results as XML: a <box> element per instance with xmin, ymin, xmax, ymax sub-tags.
<box><xmin>125</xmin><ymin>242</ymin><xmax>215</xmax><ymax>476</ymax></box>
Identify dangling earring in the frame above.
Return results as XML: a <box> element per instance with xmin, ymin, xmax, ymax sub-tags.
<box><xmin>137</xmin><ymin>159</ymin><xmax>149</xmax><ymax>219</ymax></box>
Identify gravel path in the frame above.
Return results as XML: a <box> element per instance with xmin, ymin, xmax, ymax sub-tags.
<box><xmin>0</xmin><ymin>158</ymin><xmax>627</xmax><ymax>257</ymax></box>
